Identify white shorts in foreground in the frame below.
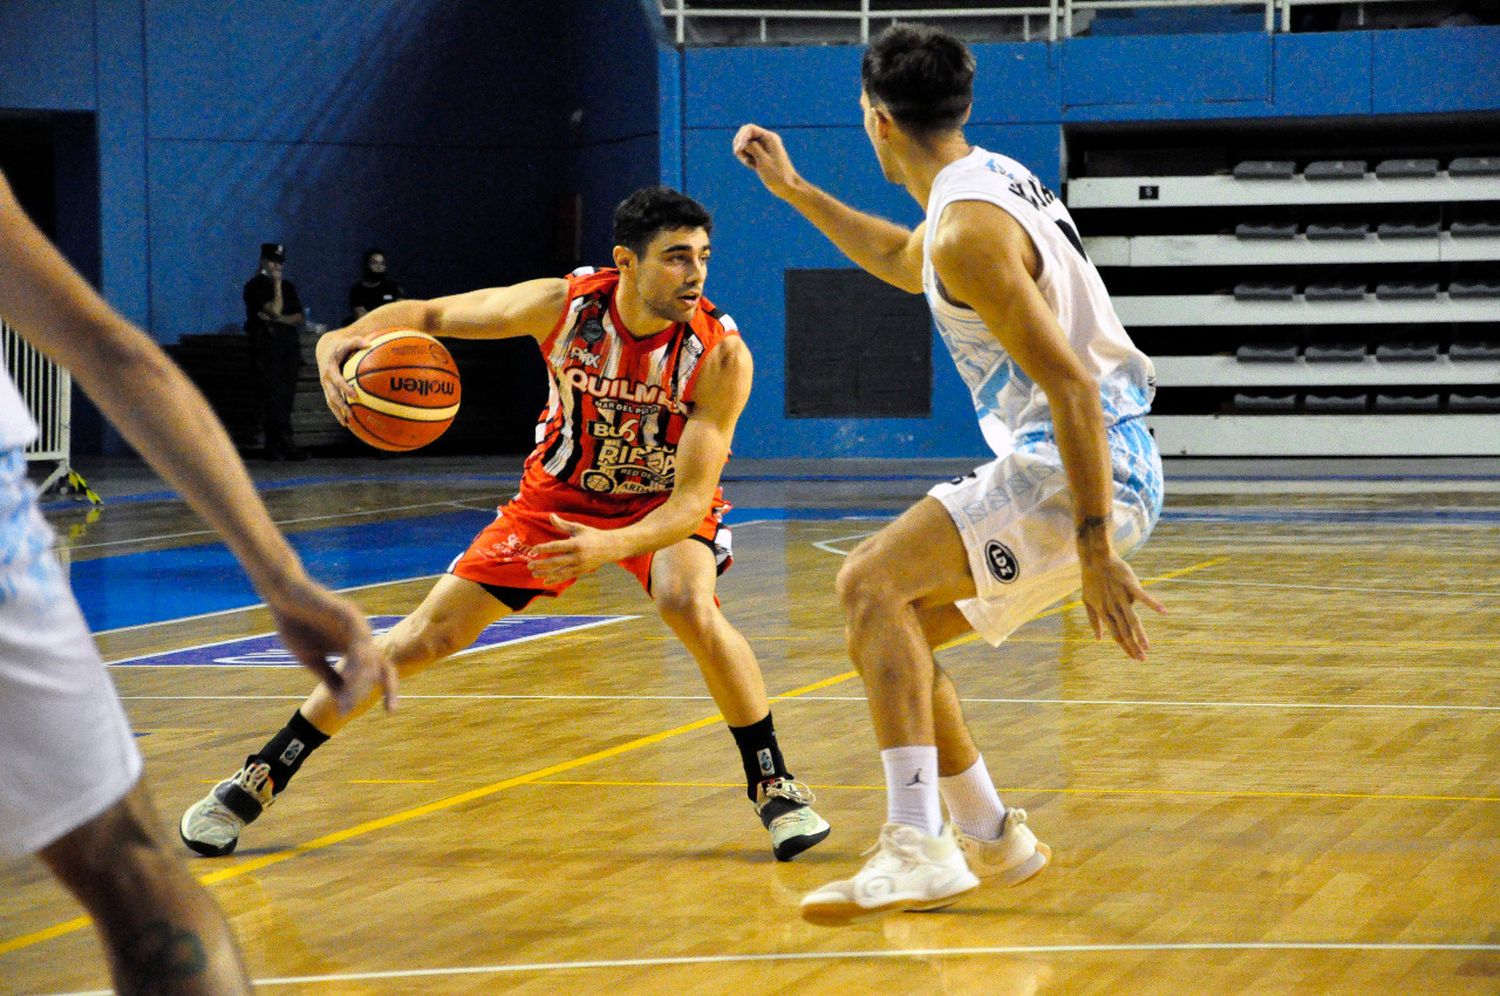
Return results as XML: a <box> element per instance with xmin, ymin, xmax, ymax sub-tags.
<box><xmin>0</xmin><ymin>449</ymin><xmax>140</xmax><ymax>859</ymax></box>
<box><xmin>928</xmin><ymin>417</ymin><xmax>1163</xmax><ymax>646</ymax></box>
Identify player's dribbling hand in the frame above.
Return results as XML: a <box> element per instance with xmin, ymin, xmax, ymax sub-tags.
<box><xmin>315</xmin><ymin>327</ymin><xmax>381</xmax><ymax>427</ymax></box>
<box><xmin>527</xmin><ymin>514</ymin><xmax>620</xmax><ymax>585</ymax></box>
<box><xmin>268</xmin><ymin>577</ymin><xmax>398</xmax><ymax>715</ymax></box>
<box><xmin>1079</xmin><ymin>555</ymin><xmax>1166</xmax><ymax>662</ymax></box>
<box><xmin>733</xmin><ymin>124</ymin><xmax>800</xmax><ymax>198</ymax></box>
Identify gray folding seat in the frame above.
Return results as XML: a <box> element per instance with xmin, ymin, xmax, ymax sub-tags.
<box><xmin>1375</xmin><ymin>158</ymin><xmax>1439</xmax><ymax>178</ymax></box>
<box><xmin>1448</xmin><ymin>280</ymin><xmax>1500</xmax><ymax>299</ymax></box>
<box><xmin>1306</xmin><ymin>221</ymin><xmax>1368</xmax><ymax>240</ymax></box>
<box><xmin>1304</xmin><ymin>393</ymin><xmax>1367</xmax><ymax>413</ymax></box>
<box><xmin>1233</xmin><ymin>160</ymin><xmax>1296</xmax><ymax>179</ymax></box>
<box><xmin>1235</xmin><ymin>221</ymin><xmax>1297</xmax><ymax>239</ymax></box>
<box><xmin>1448</xmin><ymin>157</ymin><xmax>1500</xmax><ymax>177</ymax></box>
<box><xmin>1304</xmin><ymin>160</ymin><xmax>1366</xmax><ymax>180</ymax></box>
<box><xmin>1233</xmin><ymin>282</ymin><xmax>1296</xmax><ymax>301</ymax></box>
<box><xmin>1375</xmin><ymin>341</ymin><xmax>1439</xmax><ymax>362</ymax></box>
<box><xmin>1450</xmin><ymin>218</ymin><xmax>1500</xmax><ymax>237</ymax></box>
<box><xmin>1377</xmin><ymin>217</ymin><xmax>1440</xmax><ymax>238</ymax></box>
<box><xmin>1448</xmin><ymin>393</ymin><xmax>1500</xmax><ymax>412</ymax></box>
<box><xmin>1236</xmin><ymin>342</ymin><xmax>1299</xmax><ymax>362</ymax></box>
<box><xmin>1449</xmin><ymin>340</ymin><xmax>1500</xmax><ymax>360</ymax></box>
<box><xmin>1375</xmin><ymin>281</ymin><xmax>1439</xmax><ymax>299</ymax></box>
<box><xmin>1234</xmin><ymin>393</ymin><xmax>1297</xmax><ymax>412</ymax></box>
<box><xmin>1373</xmin><ymin>393</ymin><xmax>1441</xmax><ymax>412</ymax></box>
<box><xmin>1304</xmin><ymin>342</ymin><xmax>1367</xmax><ymax>362</ymax></box>
<box><xmin>1305</xmin><ymin>281</ymin><xmax>1366</xmax><ymax>301</ymax></box>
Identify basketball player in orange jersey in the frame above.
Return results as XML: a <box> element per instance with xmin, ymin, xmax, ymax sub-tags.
<box><xmin>182</xmin><ymin>186</ymin><xmax>831</xmax><ymax>862</ymax></box>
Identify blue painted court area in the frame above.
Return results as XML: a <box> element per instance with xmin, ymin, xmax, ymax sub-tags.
<box><xmin>110</xmin><ymin>614</ymin><xmax>628</xmax><ymax>667</ymax></box>
<box><xmin>69</xmin><ymin>501</ymin><xmax>1500</xmax><ymax>632</ymax></box>
<box><xmin>75</xmin><ymin>509</ymin><xmax>494</xmax><ymax>632</ymax></box>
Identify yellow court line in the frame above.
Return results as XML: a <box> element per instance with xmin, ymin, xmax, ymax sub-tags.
<box><xmin>535</xmin><ymin>779</ymin><xmax>1500</xmax><ymax>805</ymax></box>
<box><xmin>935</xmin><ymin>555</ymin><xmax>1229</xmax><ymax>652</ymax></box>
<box><xmin>0</xmin><ymin>672</ymin><xmax>852</xmax><ymax>958</ymax></box>
<box><xmin>0</xmin><ymin>556</ymin><xmax>1222</xmax><ymax>958</ymax></box>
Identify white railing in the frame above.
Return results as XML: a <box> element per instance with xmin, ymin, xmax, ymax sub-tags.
<box><xmin>660</xmin><ymin>0</ymin><xmax>1424</xmax><ymax>44</ymax></box>
<box><xmin>1</xmin><ymin>320</ymin><xmax>72</xmax><ymax>495</ymax></box>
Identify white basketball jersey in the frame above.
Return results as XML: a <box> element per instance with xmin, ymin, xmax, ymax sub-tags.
<box><xmin>922</xmin><ymin>147</ymin><xmax>1155</xmax><ymax>456</ymax></box>
<box><xmin>0</xmin><ymin>367</ymin><xmax>38</xmax><ymax>450</ymax></box>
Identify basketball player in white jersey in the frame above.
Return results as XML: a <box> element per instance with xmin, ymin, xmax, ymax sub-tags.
<box><xmin>0</xmin><ymin>169</ymin><xmax>396</xmax><ymax>992</ymax></box>
<box><xmin>734</xmin><ymin>23</ymin><xmax>1165</xmax><ymax>924</ymax></box>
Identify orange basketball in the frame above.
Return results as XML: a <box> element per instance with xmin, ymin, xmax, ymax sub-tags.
<box><xmin>340</xmin><ymin>330</ymin><xmax>461</xmax><ymax>452</ymax></box>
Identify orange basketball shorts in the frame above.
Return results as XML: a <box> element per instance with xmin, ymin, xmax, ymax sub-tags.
<box><xmin>449</xmin><ymin>488</ymin><xmax>732</xmax><ymax>605</ymax></box>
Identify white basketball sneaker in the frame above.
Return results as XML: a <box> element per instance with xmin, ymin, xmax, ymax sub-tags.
<box><xmin>800</xmin><ymin>822</ymin><xmax>979</xmax><ymax>926</ymax></box>
<box><xmin>957</xmin><ymin>807</ymin><xmax>1051</xmax><ymax>885</ymax></box>
<box><xmin>179</xmin><ymin>759</ymin><xmax>276</xmax><ymax>857</ymax></box>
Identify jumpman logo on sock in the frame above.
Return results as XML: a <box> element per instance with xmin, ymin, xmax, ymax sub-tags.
<box><xmin>906</xmin><ymin>770</ymin><xmax>926</xmax><ymax>787</ymax></box>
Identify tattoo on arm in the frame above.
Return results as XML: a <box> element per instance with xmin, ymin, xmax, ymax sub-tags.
<box><xmin>1075</xmin><ymin>515</ymin><xmax>1108</xmax><ymax>542</ymax></box>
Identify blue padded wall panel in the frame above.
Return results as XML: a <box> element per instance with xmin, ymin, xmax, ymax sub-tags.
<box><xmin>0</xmin><ymin>0</ymin><xmax>95</xmax><ymax>111</ymax></box>
<box><xmin>970</xmin><ymin>41</ymin><xmax>1061</xmax><ymax>124</ymax></box>
<box><xmin>1371</xmin><ymin>27</ymin><xmax>1500</xmax><ymax>114</ymax></box>
<box><xmin>143</xmin><ymin>1</ymin><xmax>556</xmax><ymax>145</ymax></box>
<box><xmin>685</xmin><ymin>42</ymin><xmax>1058</xmax><ymax>131</ymax></box>
<box><xmin>686</xmin><ymin>46</ymin><xmax>866</xmax><ymax>128</ymax></box>
<box><xmin>146</xmin><ymin>141</ymin><xmax>551</xmax><ymax>342</ymax></box>
<box><xmin>1062</xmin><ymin>32</ymin><xmax>1270</xmax><ymax>110</ymax></box>
<box><xmin>659</xmin><ymin>46</ymin><xmax>684</xmax><ymax>190</ymax></box>
<box><xmin>1272</xmin><ymin>32</ymin><xmax>1372</xmax><ymax>116</ymax></box>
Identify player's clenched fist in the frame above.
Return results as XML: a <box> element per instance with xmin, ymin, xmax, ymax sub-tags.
<box><xmin>732</xmin><ymin>124</ymin><xmax>801</xmax><ymax>198</ymax></box>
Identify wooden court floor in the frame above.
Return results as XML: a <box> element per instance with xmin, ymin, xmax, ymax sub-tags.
<box><xmin>2</xmin><ymin>463</ymin><xmax>1497</xmax><ymax>993</ymax></box>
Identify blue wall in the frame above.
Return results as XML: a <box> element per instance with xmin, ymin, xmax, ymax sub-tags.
<box><xmin>674</xmin><ymin>26</ymin><xmax>1500</xmax><ymax>459</ymax></box>
<box><xmin>3</xmin><ymin>1</ymin><xmax>569</xmax><ymax>341</ymax></box>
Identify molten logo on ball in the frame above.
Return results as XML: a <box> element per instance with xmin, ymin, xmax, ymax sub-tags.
<box><xmin>341</xmin><ymin>330</ymin><xmax>462</xmax><ymax>452</ymax></box>
<box><xmin>386</xmin><ymin>376</ymin><xmax>456</xmax><ymax>398</ymax></box>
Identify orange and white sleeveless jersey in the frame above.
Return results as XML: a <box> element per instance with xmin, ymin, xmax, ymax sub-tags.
<box><xmin>522</xmin><ymin>268</ymin><xmax>738</xmax><ymax>510</ymax></box>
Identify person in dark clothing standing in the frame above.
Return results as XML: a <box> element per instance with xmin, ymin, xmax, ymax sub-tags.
<box><xmin>243</xmin><ymin>242</ymin><xmax>309</xmax><ymax>461</ymax></box>
<box><xmin>348</xmin><ymin>248</ymin><xmax>404</xmax><ymax>322</ymax></box>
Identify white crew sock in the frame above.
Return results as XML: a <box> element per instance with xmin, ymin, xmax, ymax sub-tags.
<box><xmin>939</xmin><ymin>755</ymin><xmax>1008</xmax><ymax>840</ymax></box>
<box><xmin>881</xmin><ymin>746</ymin><xmax>942</xmax><ymax>837</ymax></box>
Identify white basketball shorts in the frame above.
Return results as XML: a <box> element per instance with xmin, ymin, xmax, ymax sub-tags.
<box><xmin>0</xmin><ymin>449</ymin><xmax>141</xmax><ymax>860</ymax></box>
<box><xmin>927</xmin><ymin>416</ymin><xmax>1164</xmax><ymax>646</ymax></box>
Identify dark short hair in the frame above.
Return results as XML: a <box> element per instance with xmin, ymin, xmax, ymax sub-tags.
<box><xmin>861</xmin><ymin>24</ymin><xmax>975</xmax><ymax>137</ymax></box>
<box><xmin>612</xmin><ymin>186</ymin><xmax>712</xmax><ymax>256</ymax></box>
<box><xmin>363</xmin><ymin>247</ymin><xmax>386</xmax><ymax>264</ymax></box>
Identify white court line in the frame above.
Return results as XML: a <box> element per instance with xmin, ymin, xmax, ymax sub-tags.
<box><xmin>62</xmin><ymin>499</ymin><xmax>483</xmax><ymax>552</ymax></box>
<box><xmin>47</xmin><ymin>941</ymin><xmax>1500</xmax><ymax>992</ymax></box>
<box><xmin>109</xmin><ymin>616</ymin><xmax>638</xmax><ymax>666</ymax></box>
<box><xmin>114</xmin><ymin>692</ymin><xmax>1500</xmax><ymax>712</ymax></box>
<box><xmin>95</xmin><ymin>574</ymin><xmax>446</xmax><ymax>636</ymax></box>
<box><xmin>1160</xmin><ymin>576</ymin><xmax>1500</xmax><ymax>598</ymax></box>
<box><xmin>811</xmin><ymin>531</ymin><xmax>878</xmax><ymax>555</ymax></box>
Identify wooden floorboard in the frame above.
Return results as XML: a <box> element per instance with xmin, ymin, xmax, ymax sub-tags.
<box><xmin>3</xmin><ymin>477</ymin><xmax>1497</xmax><ymax>993</ymax></box>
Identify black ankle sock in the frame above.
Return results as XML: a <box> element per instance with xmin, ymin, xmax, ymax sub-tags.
<box><xmin>729</xmin><ymin>713</ymin><xmax>790</xmax><ymax>803</ymax></box>
<box><xmin>254</xmin><ymin>710</ymin><xmax>330</xmax><ymax>793</ymax></box>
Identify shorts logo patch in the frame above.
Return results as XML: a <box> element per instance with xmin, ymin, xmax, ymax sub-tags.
<box><xmin>984</xmin><ymin>541</ymin><xmax>1019</xmax><ymax>584</ymax></box>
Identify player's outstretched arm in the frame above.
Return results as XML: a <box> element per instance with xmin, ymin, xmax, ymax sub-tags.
<box><xmin>0</xmin><ymin>171</ymin><xmax>395</xmax><ymax>713</ymax></box>
<box><xmin>930</xmin><ymin>201</ymin><xmax>1165</xmax><ymax>661</ymax></box>
<box><xmin>529</xmin><ymin>338</ymin><xmax>753</xmax><ymax>584</ymax></box>
<box><xmin>733</xmin><ymin>124</ymin><xmax>925</xmax><ymax>294</ymax></box>
<box><xmin>317</xmin><ymin>278</ymin><xmax>569</xmax><ymax>425</ymax></box>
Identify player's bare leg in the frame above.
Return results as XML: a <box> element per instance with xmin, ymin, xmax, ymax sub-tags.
<box><xmin>181</xmin><ymin>575</ymin><xmax>508</xmax><ymax>856</ymax></box>
<box><xmin>299</xmin><ymin>575</ymin><xmax>511</xmax><ymax>735</ymax></box>
<box><xmin>801</xmin><ymin>498</ymin><xmax>1045</xmax><ymax>925</ymax></box>
<box><xmin>44</xmin><ymin>781</ymin><xmax>252</xmax><ymax>995</ymax></box>
<box><xmin>651</xmin><ymin>538</ymin><xmax>830</xmax><ymax>859</ymax></box>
